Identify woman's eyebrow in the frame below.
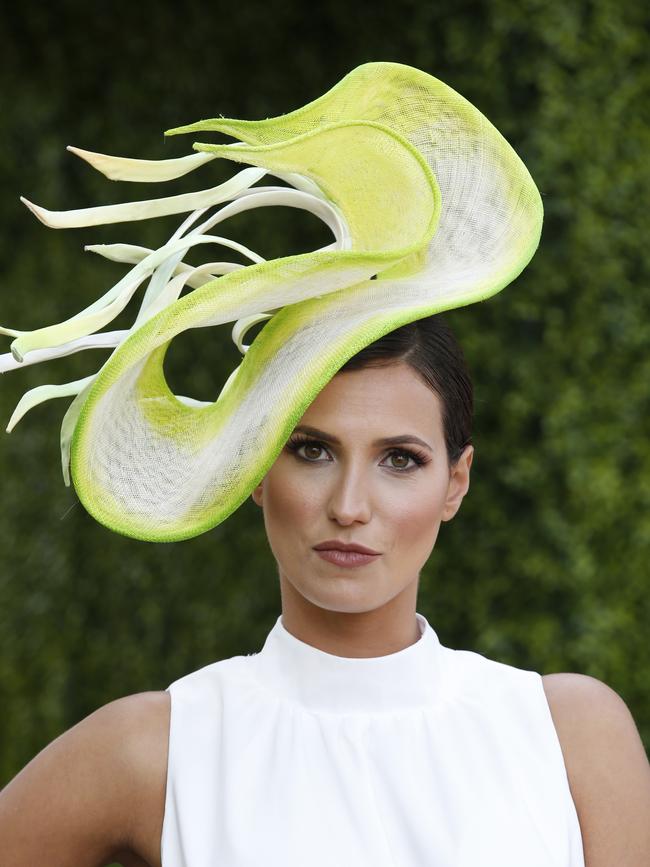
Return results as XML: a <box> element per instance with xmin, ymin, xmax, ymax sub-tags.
<box><xmin>293</xmin><ymin>425</ymin><xmax>433</xmax><ymax>452</ymax></box>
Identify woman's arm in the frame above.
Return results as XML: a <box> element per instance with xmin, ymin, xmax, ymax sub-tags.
<box><xmin>543</xmin><ymin>672</ymin><xmax>650</xmax><ymax>866</ymax></box>
<box><xmin>0</xmin><ymin>691</ymin><xmax>170</xmax><ymax>867</ymax></box>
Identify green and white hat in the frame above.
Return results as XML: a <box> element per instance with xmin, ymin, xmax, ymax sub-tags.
<box><xmin>2</xmin><ymin>61</ymin><xmax>543</xmax><ymax>542</ymax></box>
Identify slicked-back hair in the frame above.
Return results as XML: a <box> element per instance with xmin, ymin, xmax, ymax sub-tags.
<box><xmin>337</xmin><ymin>315</ymin><xmax>473</xmax><ymax>469</ymax></box>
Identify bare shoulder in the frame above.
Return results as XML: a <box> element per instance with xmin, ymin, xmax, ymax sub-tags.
<box><xmin>542</xmin><ymin>672</ymin><xmax>650</xmax><ymax>866</ymax></box>
<box><xmin>105</xmin><ymin>690</ymin><xmax>171</xmax><ymax>867</ymax></box>
<box><xmin>0</xmin><ymin>690</ymin><xmax>170</xmax><ymax>867</ymax></box>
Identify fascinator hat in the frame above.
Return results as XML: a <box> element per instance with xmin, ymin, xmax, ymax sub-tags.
<box><xmin>2</xmin><ymin>61</ymin><xmax>543</xmax><ymax>542</ymax></box>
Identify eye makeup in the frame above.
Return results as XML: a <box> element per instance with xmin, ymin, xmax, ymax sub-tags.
<box><xmin>285</xmin><ymin>433</ymin><xmax>430</xmax><ymax>473</ymax></box>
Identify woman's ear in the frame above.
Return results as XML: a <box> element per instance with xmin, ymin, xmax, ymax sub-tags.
<box><xmin>251</xmin><ymin>481</ymin><xmax>264</xmax><ymax>507</ymax></box>
<box><xmin>441</xmin><ymin>445</ymin><xmax>473</xmax><ymax>522</ymax></box>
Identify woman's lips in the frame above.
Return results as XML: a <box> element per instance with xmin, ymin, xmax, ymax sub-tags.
<box><xmin>314</xmin><ymin>548</ymin><xmax>381</xmax><ymax>568</ymax></box>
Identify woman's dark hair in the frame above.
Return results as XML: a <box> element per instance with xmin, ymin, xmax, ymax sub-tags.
<box><xmin>337</xmin><ymin>315</ymin><xmax>473</xmax><ymax>469</ymax></box>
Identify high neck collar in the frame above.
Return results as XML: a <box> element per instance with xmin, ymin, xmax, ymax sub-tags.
<box><xmin>253</xmin><ymin>612</ymin><xmax>447</xmax><ymax>714</ymax></box>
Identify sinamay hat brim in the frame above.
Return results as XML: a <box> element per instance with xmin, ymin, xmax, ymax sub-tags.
<box><xmin>2</xmin><ymin>62</ymin><xmax>543</xmax><ymax>542</ymax></box>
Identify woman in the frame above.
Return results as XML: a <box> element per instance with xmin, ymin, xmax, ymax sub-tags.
<box><xmin>2</xmin><ymin>316</ymin><xmax>649</xmax><ymax>866</ymax></box>
<box><xmin>1</xmin><ymin>63</ymin><xmax>649</xmax><ymax>866</ymax></box>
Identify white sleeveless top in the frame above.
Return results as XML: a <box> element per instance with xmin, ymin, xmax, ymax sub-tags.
<box><xmin>161</xmin><ymin>612</ymin><xmax>585</xmax><ymax>867</ymax></box>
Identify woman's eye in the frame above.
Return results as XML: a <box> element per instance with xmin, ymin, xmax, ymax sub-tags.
<box><xmin>301</xmin><ymin>442</ymin><xmax>326</xmax><ymax>461</ymax></box>
<box><xmin>386</xmin><ymin>451</ymin><xmax>413</xmax><ymax>470</ymax></box>
<box><xmin>383</xmin><ymin>449</ymin><xmax>422</xmax><ymax>471</ymax></box>
<box><xmin>288</xmin><ymin>439</ymin><xmax>329</xmax><ymax>461</ymax></box>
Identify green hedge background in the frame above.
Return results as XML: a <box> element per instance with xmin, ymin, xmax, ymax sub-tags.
<box><xmin>1</xmin><ymin>0</ymin><xmax>648</xmax><ymax>804</ymax></box>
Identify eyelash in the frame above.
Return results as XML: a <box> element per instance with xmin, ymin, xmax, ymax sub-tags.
<box><xmin>286</xmin><ymin>434</ymin><xmax>430</xmax><ymax>473</ymax></box>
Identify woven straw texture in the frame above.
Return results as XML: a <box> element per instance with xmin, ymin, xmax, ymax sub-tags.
<box><xmin>5</xmin><ymin>62</ymin><xmax>543</xmax><ymax>541</ymax></box>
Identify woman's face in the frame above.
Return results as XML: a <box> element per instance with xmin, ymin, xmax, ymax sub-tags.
<box><xmin>252</xmin><ymin>361</ymin><xmax>473</xmax><ymax>616</ymax></box>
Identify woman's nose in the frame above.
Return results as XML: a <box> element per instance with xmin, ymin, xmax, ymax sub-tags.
<box><xmin>326</xmin><ymin>465</ymin><xmax>372</xmax><ymax>525</ymax></box>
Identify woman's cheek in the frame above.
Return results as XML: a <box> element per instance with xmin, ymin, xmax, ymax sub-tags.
<box><xmin>392</xmin><ymin>484</ymin><xmax>446</xmax><ymax>542</ymax></box>
<box><xmin>266</xmin><ymin>471</ymin><xmax>321</xmax><ymax>529</ymax></box>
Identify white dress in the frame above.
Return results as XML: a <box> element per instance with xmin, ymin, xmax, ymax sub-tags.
<box><xmin>161</xmin><ymin>611</ymin><xmax>585</xmax><ymax>866</ymax></box>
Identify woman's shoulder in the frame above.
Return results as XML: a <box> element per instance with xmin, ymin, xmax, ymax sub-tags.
<box><xmin>166</xmin><ymin>652</ymin><xmax>260</xmax><ymax>706</ymax></box>
<box><xmin>541</xmin><ymin>673</ymin><xmax>650</xmax><ymax>865</ymax></box>
<box><xmin>0</xmin><ymin>690</ymin><xmax>170</xmax><ymax>867</ymax></box>
<box><xmin>106</xmin><ymin>691</ymin><xmax>170</xmax><ymax>867</ymax></box>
